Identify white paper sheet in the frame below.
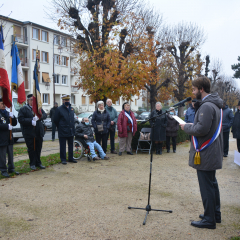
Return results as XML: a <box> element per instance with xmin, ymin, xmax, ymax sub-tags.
<box><xmin>234</xmin><ymin>150</ymin><xmax>240</xmax><ymax>166</ymax></box>
<box><xmin>172</xmin><ymin>115</ymin><xmax>186</xmax><ymax>124</ymax></box>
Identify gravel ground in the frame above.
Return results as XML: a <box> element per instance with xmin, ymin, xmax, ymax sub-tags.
<box><xmin>0</xmin><ymin>136</ymin><xmax>240</xmax><ymax>240</ymax></box>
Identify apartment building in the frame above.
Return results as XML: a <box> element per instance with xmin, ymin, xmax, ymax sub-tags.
<box><xmin>0</xmin><ymin>15</ymin><xmax>142</xmax><ymax>113</ymax></box>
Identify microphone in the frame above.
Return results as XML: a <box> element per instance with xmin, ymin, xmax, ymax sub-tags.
<box><xmin>173</xmin><ymin>97</ymin><xmax>192</xmax><ymax>107</ymax></box>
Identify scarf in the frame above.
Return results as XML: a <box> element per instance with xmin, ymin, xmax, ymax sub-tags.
<box><xmin>192</xmin><ymin>109</ymin><xmax>223</xmax><ymax>165</ymax></box>
<box><xmin>124</xmin><ymin>110</ymin><xmax>133</xmax><ymax>132</ymax></box>
<box><xmin>98</xmin><ymin>108</ymin><xmax>105</xmax><ymax>114</ymax></box>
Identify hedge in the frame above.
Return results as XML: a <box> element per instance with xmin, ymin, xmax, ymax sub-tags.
<box><xmin>131</xmin><ymin>122</ymin><xmax>189</xmax><ymax>151</ymax></box>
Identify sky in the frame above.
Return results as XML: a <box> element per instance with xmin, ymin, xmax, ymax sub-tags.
<box><xmin>1</xmin><ymin>0</ymin><xmax>240</xmax><ymax>88</ymax></box>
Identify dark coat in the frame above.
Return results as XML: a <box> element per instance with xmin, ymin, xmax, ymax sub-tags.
<box><xmin>18</xmin><ymin>105</ymin><xmax>47</xmax><ymax>138</ymax></box>
<box><xmin>149</xmin><ymin>110</ymin><xmax>167</xmax><ymax>141</ymax></box>
<box><xmin>53</xmin><ymin>104</ymin><xmax>75</xmax><ymax>138</ymax></box>
<box><xmin>184</xmin><ymin>93</ymin><xmax>223</xmax><ymax>171</ymax></box>
<box><xmin>0</xmin><ymin>111</ymin><xmax>17</xmax><ymax>146</ymax></box>
<box><xmin>184</xmin><ymin>106</ymin><xmax>195</xmax><ymax>123</ymax></box>
<box><xmin>50</xmin><ymin>107</ymin><xmax>58</xmax><ymax>122</ymax></box>
<box><xmin>117</xmin><ymin>110</ymin><xmax>137</xmax><ymax>138</ymax></box>
<box><xmin>91</xmin><ymin>109</ymin><xmax>111</xmax><ymax>134</ymax></box>
<box><xmin>105</xmin><ymin>105</ymin><xmax>118</xmax><ymax>128</ymax></box>
<box><xmin>166</xmin><ymin>114</ymin><xmax>179</xmax><ymax>137</ymax></box>
<box><xmin>75</xmin><ymin>122</ymin><xmax>95</xmax><ymax>143</ymax></box>
<box><xmin>222</xmin><ymin>105</ymin><xmax>234</xmax><ymax>132</ymax></box>
<box><xmin>232</xmin><ymin>109</ymin><xmax>240</xmax><ymax>139</ymax></box>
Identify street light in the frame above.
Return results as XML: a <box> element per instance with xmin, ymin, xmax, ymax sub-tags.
<box><xmin>53</xmin><ymin>35</ymin><xmax>64</xmax><ymax>105</ymax></box>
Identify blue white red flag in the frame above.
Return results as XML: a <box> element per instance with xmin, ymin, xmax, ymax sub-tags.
<box><xmin>11</xmin><ymin>41</ymin><xmax>26</xmax><ymax>104</ymax></box>
<box><xmin>0</xmin><ymin>25</ymin><xmax>12</xmax><ymax>108</ymax></box>
<box><xmin>32</xmin><ymin>57</ymin><xmax>42</xmax><ymax>118</ymax></box>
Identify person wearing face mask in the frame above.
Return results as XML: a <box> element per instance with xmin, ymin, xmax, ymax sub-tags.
<box><xmin>18</xmin><ymin>94</ymin><xmax>47</xmax><ymax>170</ymax></box>
<box><xmin>54</xmin><ymin>95</ymin><xmax>76</xmax><ymax>164</ymax></box>
<box><xmin>166</xmin><ymin>107</ymin><xmax>179</xmax><ymax>153</ymax></box>
<box><xmin>75</xmin><ymin>118</ymin><xmax>109</xmax><ymax>160</ymax></box>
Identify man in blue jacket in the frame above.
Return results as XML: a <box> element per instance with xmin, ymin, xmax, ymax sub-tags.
<box><xmin>222</xmin><ymin>101</ymin><xmax>234</xmax><ymax>157</ymax></box>
<box><xmin>54</xmin><ymin>95</ymin><xmax>76</xmax><ymax>164</ymax></box>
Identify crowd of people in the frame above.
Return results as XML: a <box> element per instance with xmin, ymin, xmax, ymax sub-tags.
<box><xmin>1</xmin><ymin>76</ymin><xmax>240</xmax><ymax>230</ymax></box>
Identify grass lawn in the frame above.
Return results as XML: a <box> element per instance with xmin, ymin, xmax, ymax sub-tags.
<box><xmin>13</xmin><ymin>147</ymin><xmax>28</xmax><ymax>156</ymax></box>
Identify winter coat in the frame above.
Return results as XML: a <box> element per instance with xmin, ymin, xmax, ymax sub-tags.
<box><xmin>0</xmin><ymin>111</ymin><xmax>17</xmax><ymax>146</ymax></box>
<box><xmin>18</xmin><ymin>105</ymin><xmax>47</xmax><ymax>139</ymax></box>
<box><xmin>53</xmin><ymin>104</ymin><xmax>75</xmax><ymax>138</ymax></box>
<box><xmin>232</xmin><ymin>109</ymin><xmax>240</xmax><ymax>139</ymax></box>
<box><xmin>50</xmin><ymin>107</ymin><xmax>58</xmax><ymax>122</ymax></box>
<box><xmin>184</xmin><ymin>93</ymin><xmax>223</xmax><ymax>171</ymax></box>
<box><xmin>149</xmin><ymin>110</ymin><xmax>167</xmax><ymax>141</ymax></box>
<box><xmin>166</xmin><ymin>114</ymin><xmax>179</xmax><ymax>137</ymax></box>
<box><xmin>184</xmin><ymin>106</ymin><xmax>195</xmax><ymax>123</ymax></box>
<box><xmin>117</xmin><ymin>110</ymin><xmax>137</xmax><ymax>138</ymax></box>
<box><xmin>222</xmin><ymin>105</ymin><xmax>234</xmax><ymax>132</ymax></box>
<box><xmin>75</xmin><ymin>122</ymin><xmax>95</xmax><ymax>143</ymax></box>
<box><xmin>105</xmin><ymin>105</ymin><xmax>118</xmax><ymax>129</ymax></box>
<box><xmin>91</xmin><ymin>109</ymin><xmax>110</xmax><ymax>135</ymax></box>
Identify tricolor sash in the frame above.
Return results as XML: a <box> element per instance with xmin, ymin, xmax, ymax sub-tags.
<box><xmin>192</xmin><ymin>109</ymin><xmax>223</xmax><ymax>165</ymax></box>
<box><xmin>124</xmin><ymin>111</ymin><xmax>133</xmax><ymax>133</ymax></box>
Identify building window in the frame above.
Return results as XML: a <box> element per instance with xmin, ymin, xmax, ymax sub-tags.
<box><xmin>42</xmin><ymin>72</ymin><xmax>50</xmax><ymax>83</ymax></box>
<box><xmin>62</xmin><ymin>56</ymin><xmax>67</xmax><ymax>66</ymax></box>
<box><xmin>43</xmin><ymin>94</ymin><xmax>49</xmax><ymax>104</ymax></box>
<box><xmin>71</xmin><ymin>95</ymin><xmax>75</xmax><ymax>105</ymax></box>
<box><xmin>32</xmin><ymin>28</ymin><xmax>39</xmax><ymax>40</ymax></box>
<box><xmin>42</xmin><ymin>30</ymin><xmax>48</xmax><ymax>42</ymax></box>
<box><xmin>61</xmin><ymin>37</ymin><xmax>66</xmax><ymax>47</ymax></box>
<box><xmin>82</xmin><ymin>95</ymin><xmax>86</xmax><ymax>105</ymax></box>
<box><xmin>42</xmin><ymin>51</ymin><xmax>48</xmax><ymax>63</ymax></box>
<box><xmin>54</xmin><ymin>54</ymin><xmax>60</xmax><ymax>65</ymax></box>
<box><xmin>32</xmin><ymin>49</ymin><xmax>41</xmax><ymax>61</ymax></box>
<box><xmin>115</xmin><ymin>98</ymin><xmax>120</xmax><ymax>105</ymax></box>
<box><xmin>55</xmin><ymin>74</ymin><xmax>60</xmax><ymax>84</ymax></box>
<box><xmin>62</xmin><ymin>75</ymin><xmax>67</xmax><ymax>85</ymax></box>
<box><xmin>54</xmin><ymin>34</ymin><xmax>59</xmax><ymax>45</ymax></box>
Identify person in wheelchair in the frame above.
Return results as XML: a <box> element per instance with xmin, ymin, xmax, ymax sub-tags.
<box><xmin>75</xmin><ymin>118</ymin><xmax>110</xmax><ymax>161</ymax></box>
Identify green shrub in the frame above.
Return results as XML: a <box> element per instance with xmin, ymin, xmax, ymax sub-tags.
<box><xmin>131</xmin><ymin>122</ymin><xmax>189</xmax><ymax>151</ymax></box>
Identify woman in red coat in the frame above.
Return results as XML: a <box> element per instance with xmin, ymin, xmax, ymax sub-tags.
<box><xmin>117</xmin><ymin>102</ymin><xmax>137</xmax><ymax>156</ymax></box>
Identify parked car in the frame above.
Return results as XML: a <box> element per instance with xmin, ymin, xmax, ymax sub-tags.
<box><xmin>77</xmin><ymin>112</ymin><xmax>94</xmax><ymax>123</ymax></box>
<box><xmin>133</xmin><ymin>112</ymin><xmax>141</xmax><ymax>120</ymax></box>
<box><xmin>139</xmin><ymin>111</ymin><xmax>151</xmax><ymax>120</ymax></box>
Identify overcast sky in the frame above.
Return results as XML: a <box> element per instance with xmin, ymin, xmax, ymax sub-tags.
<box><xmin>1</xmin><ymin>0</ymin><xmax>240</xmax><ymax>88</ymax></box>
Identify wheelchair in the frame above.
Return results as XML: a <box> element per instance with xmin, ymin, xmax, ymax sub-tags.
<box><xmin>73</xmin><ymin>137</ymin><xmax>98</xmax><ymax>161</ymax></box>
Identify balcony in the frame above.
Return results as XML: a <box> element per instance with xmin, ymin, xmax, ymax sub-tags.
<box><xmin>12</xmin><ymin>34</ymin><xmax>28</xmax><ymax>45</ymax></box>
<box><xmin>20</xmin><ymin>58</ymin><xmax>29</xmax><ymax>68</ymax></box>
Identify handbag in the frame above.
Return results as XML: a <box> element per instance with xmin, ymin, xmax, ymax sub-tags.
<box><xmin>97</xmin><ymin>123</ymin><xmax>104</xmax><ymax>132</ymax></box>
<box><xmin>140</xmin><ymin>132</ymin><xmax>150</xmax><ymax>140</ymax></box>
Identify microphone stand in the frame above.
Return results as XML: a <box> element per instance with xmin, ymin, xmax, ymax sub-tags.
<box><xmin>128</xmin><ymin>109</ymin><xmax>174</xmax><ymax>225</ymax></box>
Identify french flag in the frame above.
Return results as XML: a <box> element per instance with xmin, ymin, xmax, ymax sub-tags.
<box><xmin>11</xmin><ymin>41</ymin><xmax>26</xmax><ymax>104</ymax></box>
<box><xmin>32</xmin><ymin>58</ymin><xmax>42</xmax><ymax>119</ymax></box>
<box><xmin>0</xmin><ymin>25</ymin><xmax>12</xmax><ymax>108</ymax></box>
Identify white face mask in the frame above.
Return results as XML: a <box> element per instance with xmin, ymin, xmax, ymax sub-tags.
<box><xmin>170</xmin><ymin>112</ymin><xmax>174</xmax><ymax>115</ymax></box>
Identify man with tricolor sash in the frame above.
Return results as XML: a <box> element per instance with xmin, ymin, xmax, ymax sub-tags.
<box><xmin>180</xmin><ymin>76</ymin><xmax>223</xmax><ymax>230</ymax></box>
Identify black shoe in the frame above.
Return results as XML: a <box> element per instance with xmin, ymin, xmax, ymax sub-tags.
<box><xmin>119</xmin><ymin>152</ymin><xmax>122</xmax><ymax>156</ymax></box>
<box><xmin>127</xmin><ymin>152</ymin><xmax>133</xmax><ymax>155</ymax></box>
<box><xmin>191</xmin><ymin>219</ymin><xmax>216</xmax><ymax>229</ymax></box>
<box><xmin>173</xmin><ymin>150</ymin><xmax>176</xmax><ymax>153</ymax></box>
<box><xmin>37</xmin><ymin>165</ymin><xmax>46</xmax><ymax>169</ymax></box>
<box><xmin>199</xmin><ymin>214</ymin><xmax>221</xmax><ymax>223</ymax></box>
<box><xmin>30</xmin><ymin>165</ymin><xmax>36</xmax><ymax>170</ymax></box>
<box><xmin>52</xmin><ymin>139</ymin><xmax>55</xmax><ymax>142</ymax></box>
<box><xmin>61</xmin><ymin>161</ymin><xmax>67</xmax><ymax>165</ymax></box>
<box><xmin>167</xmin><ymin>149</ymin><xmax>170</xmax><ymax>153</ymax></box>
<box><xmin>68</xmin><ymin>160</ymin><xmax>77</xmax><ymax>163</ymax></box>
<box><xmin>111</xmin><ymin>150</ymin><xmax>117</xmax><ymax>154</ymax></box>
<box><xmin>8</xmin><ymin>170</ymin><xmax>19</xmax><ymax>175</ymax></box>
<box><xmin>223</xmin><ymin>154</ymin><xmax>228</xmax><ymax>157</ymax></box>
<box><xmin>1</xmin><ymin>171</ymin><xmax>10</xmax><ymax>178</ymax></box>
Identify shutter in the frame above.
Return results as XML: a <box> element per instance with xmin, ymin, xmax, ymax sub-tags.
<box><xmin>47</xmin><ymin>52</ymin><xmax>49</xmax><ymax>63</ymax></box>
<box><xmin>38</xmin><ymin>29</ymin><xmax>40</xmax><ymax>40</ymax></box>
<box><xmin>32</xmin><ymin>28</ymin><xmax>33</xmax><ymax>38</ymax></box>
<box><xmin>38</xmin><ymin>72</ymin><xmax>41</xmax><ymax>83</ymax></box>
<box><xmin>47</xmin><ymin>32</ymin><xmax>49</xmax><ymax>42</ymax></box>
<box><xmin>32</xmin><ymin>49</ymin><xmax>34</xmax><ymax>60</ymax></box>
<box><xmin>48</xmin><ymin>94</ymin><xmax>50</xmax><ymax>104</ymax></box>
<box><xmin>41</xmin><ymin>30</ymin><xmax>42</xmax><ymax>40</ymax></box>
<box><xmin>66</xmin><ymin>57</ymin><xmax>68</xmax><ymax>66</ymax></box>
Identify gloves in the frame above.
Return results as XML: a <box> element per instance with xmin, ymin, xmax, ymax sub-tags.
<box><xmin>33</xmin><ymin>116</ymin><xmax>39</xmax><ymax>121</ymax></box>
<box><xmin>8</xmin><ymin>124</ymin><xmax>13</xmax><ymax>130</ymax></box>
<box><xmin>32</xmin><ymin>120</ymin><xmax>36</xmax><ymax>126</ymax></box>
<box><xmin>9</xmin><ymin>112</ymin><xmax>14</xmax><ymax>118</ymax></box>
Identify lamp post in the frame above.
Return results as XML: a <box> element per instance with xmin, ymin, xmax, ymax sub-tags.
<box><xmin>52</xmin><ymin>35</ymin><xmax>63</xmax><ymax>106</ymax></box>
